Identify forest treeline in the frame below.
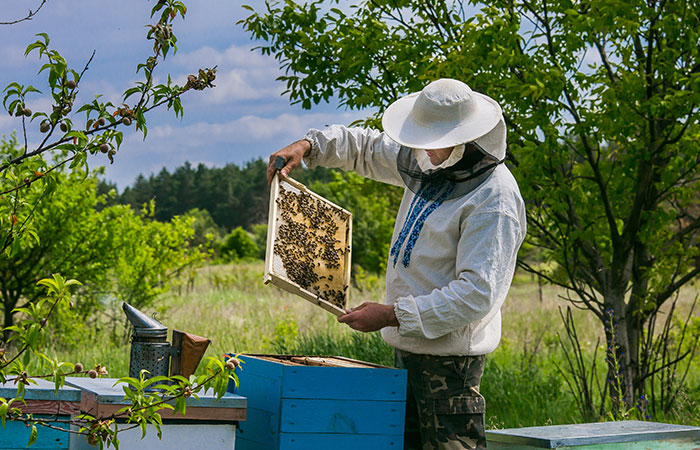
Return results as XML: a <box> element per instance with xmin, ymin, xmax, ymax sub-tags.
<box><xmin>99</xmin><ymin>159</ymin><xmax>338</xmax><ymax>232</ymax></box>
<box><xmin>99</xmin><ymin>159</ymin><xmax>404</xmax><ymax>274</ymax></box>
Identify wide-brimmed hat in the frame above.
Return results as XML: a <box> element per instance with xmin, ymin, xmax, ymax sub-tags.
<box><xmin>382</xmin><ymin>78</ymin><xmax>503</xmax><ymax>150</ymax></box>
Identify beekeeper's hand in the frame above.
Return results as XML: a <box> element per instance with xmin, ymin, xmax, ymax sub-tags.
<box><xmin>338</xmin><ymin>302</ymin><xmax>399</xmax><ymax>332</ymax></box>
<box><xmin>267</xmin><ymin>139</ymin><xmax>311</xmax><ymax>184</ymax></box>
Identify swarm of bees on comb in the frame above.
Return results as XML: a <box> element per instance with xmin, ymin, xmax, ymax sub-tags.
<box><xmin>273</xmin><ymin>184</ymin><xmax>350</xmax><ymax>309</ymax></box>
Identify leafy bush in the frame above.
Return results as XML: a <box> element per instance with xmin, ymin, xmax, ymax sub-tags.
<box><xmin>220</xmin><ymin>227</ymin><xmax>258</xmax><ymax>261</ymax></box>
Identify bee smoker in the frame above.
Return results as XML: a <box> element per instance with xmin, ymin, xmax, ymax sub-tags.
<box><xmin>123</xmin><ymin>302</ymin><xmax>211</xmax><ymax>380</ymax></box>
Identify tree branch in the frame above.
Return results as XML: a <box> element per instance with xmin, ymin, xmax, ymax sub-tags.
<box><xmin>0</xmin><ymin>0</ymin><xmax>49</xmax><ymax>25</ymax></box>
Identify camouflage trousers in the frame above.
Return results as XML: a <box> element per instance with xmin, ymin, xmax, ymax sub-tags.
<box><xmin>395</xmin><ymin>350</ymin><xmax>487</xmax><ymax>450</ymax></box>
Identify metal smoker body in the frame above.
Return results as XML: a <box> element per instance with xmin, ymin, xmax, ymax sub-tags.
<box><xmin>123</xmin><ymin>302</ymin><xmax>171</xmax><ymax>379</ymax></box>
<box><xmin>123</xmin><ymin>302</ymin><xmax>210</xmax><ymax>380</ymax></box>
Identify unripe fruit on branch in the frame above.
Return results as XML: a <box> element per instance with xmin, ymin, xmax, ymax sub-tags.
<box><xmin>60</xmin><ymin>122</ymin><xmax>68</xmax><ymax>132</ymax></box>
<box><xmin>22</xmin><ymin>108</ymin><xmax>32</xmax><ymax>117</ymax></box>
<box><xmin>97</xmin><ymin>117</ymin><xmax>106</xmax><ymax>126</ymax></box>
<box><xmin>122</xmin><ymin>117</ymin><xmax>132</xmax><ymax>126</ymax></box>
<box><xmin>66</xmin><ymin>80</ymin><xmax>77</xmax><ymax>89</ymax></box>
<box><xmin>99</xmin><ymin>143</ymin><xmax>110</xmax><ymax>153</ymax></box>
<box><xmin>74</xmin><ymin>363</ymin><xmax>84</xmax><ymax>373</ymax></box>
<box><xmin>88</xmin><ymin>369</ymin><xmax>98</xmax><ymax>379</ymax></box>
<box><xmin>40</xmin><ymin>122</ymin><xmax>50</xmax><ymax>133</ymax></box>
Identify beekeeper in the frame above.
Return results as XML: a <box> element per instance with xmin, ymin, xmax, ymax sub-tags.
<box><xmin>267</xmin><ymin>78</ymin><xmax>526</xmax><ymax>450</ymax></box>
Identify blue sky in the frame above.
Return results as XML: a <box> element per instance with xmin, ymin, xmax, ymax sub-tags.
<box><xmin>0</xmin><ymin>0</ymin><xmax>369</xmax><ymax>189</ymax></box>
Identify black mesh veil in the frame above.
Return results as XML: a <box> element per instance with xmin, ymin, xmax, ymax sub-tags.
<box><xmin>396</xmin><ymin>142</ymin><xmax>504</xmax><ymax>200</ymax></box>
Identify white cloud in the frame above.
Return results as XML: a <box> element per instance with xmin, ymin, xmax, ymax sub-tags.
<box><xmin>129</xmin><ymin>111</ymin><xmax>365</xmax><ymax>151</ymax></box>
<box><xmin>170</xmin><ymin>44</ymin><xmax>284</xmax><ymax>103</ymax></box>
<box><xmin>174</xmin><ymin>44</ymin><xmax>271</xmax><ymax>69</ymax></box>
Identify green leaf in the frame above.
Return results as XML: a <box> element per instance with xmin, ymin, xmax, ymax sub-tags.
<box><xmin>27</xmin><ymin>424</ymin><xmax>37</xmax><ymax>447</ymax></box>
<box><xmin>0</xmin><ymin>402</ymin><xmax>8</xmax><ymax>428</ymax></box>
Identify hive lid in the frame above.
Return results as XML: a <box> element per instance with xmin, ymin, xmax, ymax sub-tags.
<box><xmin>485</xmin><ymin>421</ymin><xmax>700</xmax><ymax>447</ymax></box>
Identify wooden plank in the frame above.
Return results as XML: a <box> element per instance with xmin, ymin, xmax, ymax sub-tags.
<box><xmin>279</xmin><ymin>432</ymin><xmax>404</xmax><ymax>450</ymax></box>
<box><xmin>236</xmin><ymin>437</ymin><xmax>276</xmax><ymax>450</ymax></box>
<box><xmin>68</xmin><ymin>376</ymin><xmax>246</xmax><ymax>422</ymax></box>
<box><xmin>264</xmin><ymin>172</ymin><xmax>280</xmax><ymax>285</ymax></box>
<box><xmin>232</xmin><ymin>355</ymin><xmax>284</xmax><ymax>412</ymax></box>
<box><xmin>281</xmin><ymin>364</ymin><xmax>407</xmax><ymax>401</ymax></box>
<box><xmin>279</xmin><ymin>399</ymin><xmax>404</xmax><ymax>434</ymax></box>
<box><xmin>79</xmin><ymin>399</ymin><xmax>245</xmax><ymax>421</ymax></box>
<box><xmin>0</xmin><ymin>419</ymin><xmax>70</xmax><ymax>449</ymax></box>
<box><xmin>17</xmin><ymin>399</ymin><xmax>81</xmax><ymax>415</ymax></box>
<box><xmin>236</xmin><ymin>407</ymin><xmax>280</xmax><ymax>449</ymax></box>
<box><xmin>231</xmin><ymin>355</ymin><xmax>284</xmax><ymax>449</ymax></box>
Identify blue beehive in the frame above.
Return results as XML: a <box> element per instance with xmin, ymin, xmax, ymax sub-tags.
<box><xmin>229</xmin><ymin>354</ymin><xmax>407</xmax><ymax>450</ymax></box>
<box><xmin>0</xmin><ymin>378</ymin><xmax>81</xmax><ymax>449</ymax></box>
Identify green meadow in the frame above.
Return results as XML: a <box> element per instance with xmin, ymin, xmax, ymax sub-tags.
<box><xmin>43</xmin><ymin>261</ymin><xmax>700</xmax><ymax>429</ymax></box>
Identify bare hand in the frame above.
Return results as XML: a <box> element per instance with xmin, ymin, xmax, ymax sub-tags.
<box><xmin>266</xmin><ymin>139</ymin><xmax>311</xmax><ymax>184</ymax></box>
<box><xmin>337</xmin><ymin>302</ymin><xmax>399</xmax><ymax>332</ymax></box>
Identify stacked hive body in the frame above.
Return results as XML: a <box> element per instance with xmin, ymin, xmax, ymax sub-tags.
<box><xmin>265</xmin><ymin>176</ymin><xmax>352</xmax><ymax>315</ymax></box>
<box><xmin>230</xmin><ymin>354</ymin><xmax>407</xmax><ymax>450</ymax></box>
<box><xmin>0</xmin><ymin>379</ymin><xmax>80</xmax><ymax>449</ymax></box>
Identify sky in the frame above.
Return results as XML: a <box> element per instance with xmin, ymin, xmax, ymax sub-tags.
<box><xmin>0</xmin><ymin>0</ymin><xmax>369</xmax><ymax>190</ymax></box>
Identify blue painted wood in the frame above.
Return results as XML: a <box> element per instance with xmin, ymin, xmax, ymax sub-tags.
<box><xmin>65</xmin><ymin>376</ymin><xmax>246</xmax><ymax>408</ymax></box>
<box><xmin>232</xmin><ymin>356</ymin><xmax>284</xmax><ymax>412</ymax></box>
<box><xmin>0</xmin><ymin>378</ymin><xmax>81</xmax><ymax>402</ymax></box>
<box><xmin>0</xmin><ymin>419</ymin><xmax>70</xmax><ymax>449</ymax></box>
<box><xmin>230</xmin><ymin>354</ymin><xmax>407</xmax><ymax>450</ymax></box>
<box><xmin>237</xmin><ymin>407</ymin><xmax>280</xmax><ymax>447</ymax></box>
<box><xmin>279</xmin><ymin>432</ymin><xmax>404</xmax><ymax>449</ymax></box>
<box><xmin>281</xmin><ymin>364</ymin><xmax>407</xmax><ymax>401</ymax></box>
<box><xmin>279</xmin><ymin>399</ymin><xmax>405</xmax><ymax>434</ymax></box>
<box><xmin>231</xmin><ymin>356</ymin><xmax>285</xmax><ymax>450</ymax></box>
<box><xmin>236</xmin><ymin>437</ymin><xmax>276</xmax><ymax>450</ymax></box>
<box><xmin>486</xmin><ymin>421</ymin><xmax>700</xmax><ymax>448</ymax></box>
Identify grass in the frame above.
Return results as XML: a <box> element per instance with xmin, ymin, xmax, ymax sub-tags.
<box><xmin>34</xmin><ymin>260</ymin><xmax>700</xmax><ymax>428</ymax></box>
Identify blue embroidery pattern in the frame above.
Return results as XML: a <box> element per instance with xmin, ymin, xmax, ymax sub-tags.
<box><xmin>401</xmin><ymin>183</ymin><xmax>455</xmax><ymax>267</ymax></box>
<box><xmin>391</xmin><ymin>182</ymin><xmax>455</xmax><ymax>268</ymax></box>
<box><xmin>390</xmin><ymin>183</ymin><xmax>441</xmax><ymax>266</ymax></box>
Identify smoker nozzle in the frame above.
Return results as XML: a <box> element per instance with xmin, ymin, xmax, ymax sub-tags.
<box><xmin>122</xmin><ymin>302</ymin><xmax>167</xmax><ymax>333</ymax></box>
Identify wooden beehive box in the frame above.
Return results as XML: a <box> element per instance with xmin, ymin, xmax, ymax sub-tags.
<box><xmin>265</xmin><ymin>175</ymin><xmax>352</xmax><ymax>316</ymax></box>
<box><xmin>0</xmin><ymin>378</ymin><xmax>80</xmax><ymax>449</ymax></box>
<box><xmin>229</xmin><ymin>354</ymin><xmax>406</xmax><ymax>450</ymax></box>
<box><xmin>486</xmin><ymin>420</ymin><xmax>700</xmax><ymax>449</ymax></box>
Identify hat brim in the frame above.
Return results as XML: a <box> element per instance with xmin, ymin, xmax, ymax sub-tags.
<box><xmin>382</xmin><ymin>91</ymin><xmax>503</xmax><ymax>150</ymax></box>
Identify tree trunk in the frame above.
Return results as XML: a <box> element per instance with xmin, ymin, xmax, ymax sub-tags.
<box><xmin>603</xmin><ymin>278</ymin><xmax>638</xmax><ymax>413</ymax></box>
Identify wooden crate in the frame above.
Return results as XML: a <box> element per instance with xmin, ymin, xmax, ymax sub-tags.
<box><xmin>229</xmin><ymin>354</ymin><xmax>406</xmax><ymax>450</ymax></box>
<box><xmin>486</xmin><ymin>420</ymin><xmax>700</xmax><ymax>449</ymax></box>
<box><xmin>265</xmin><ymin>175</ymin><xmax>352</xmax><ymax>316</ymax></box>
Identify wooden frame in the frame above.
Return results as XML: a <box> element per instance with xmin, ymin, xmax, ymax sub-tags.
<box><xmin>264</xmin><ymin>173</ymin><xmax>352</xmax><ymax>316</ymax></box>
